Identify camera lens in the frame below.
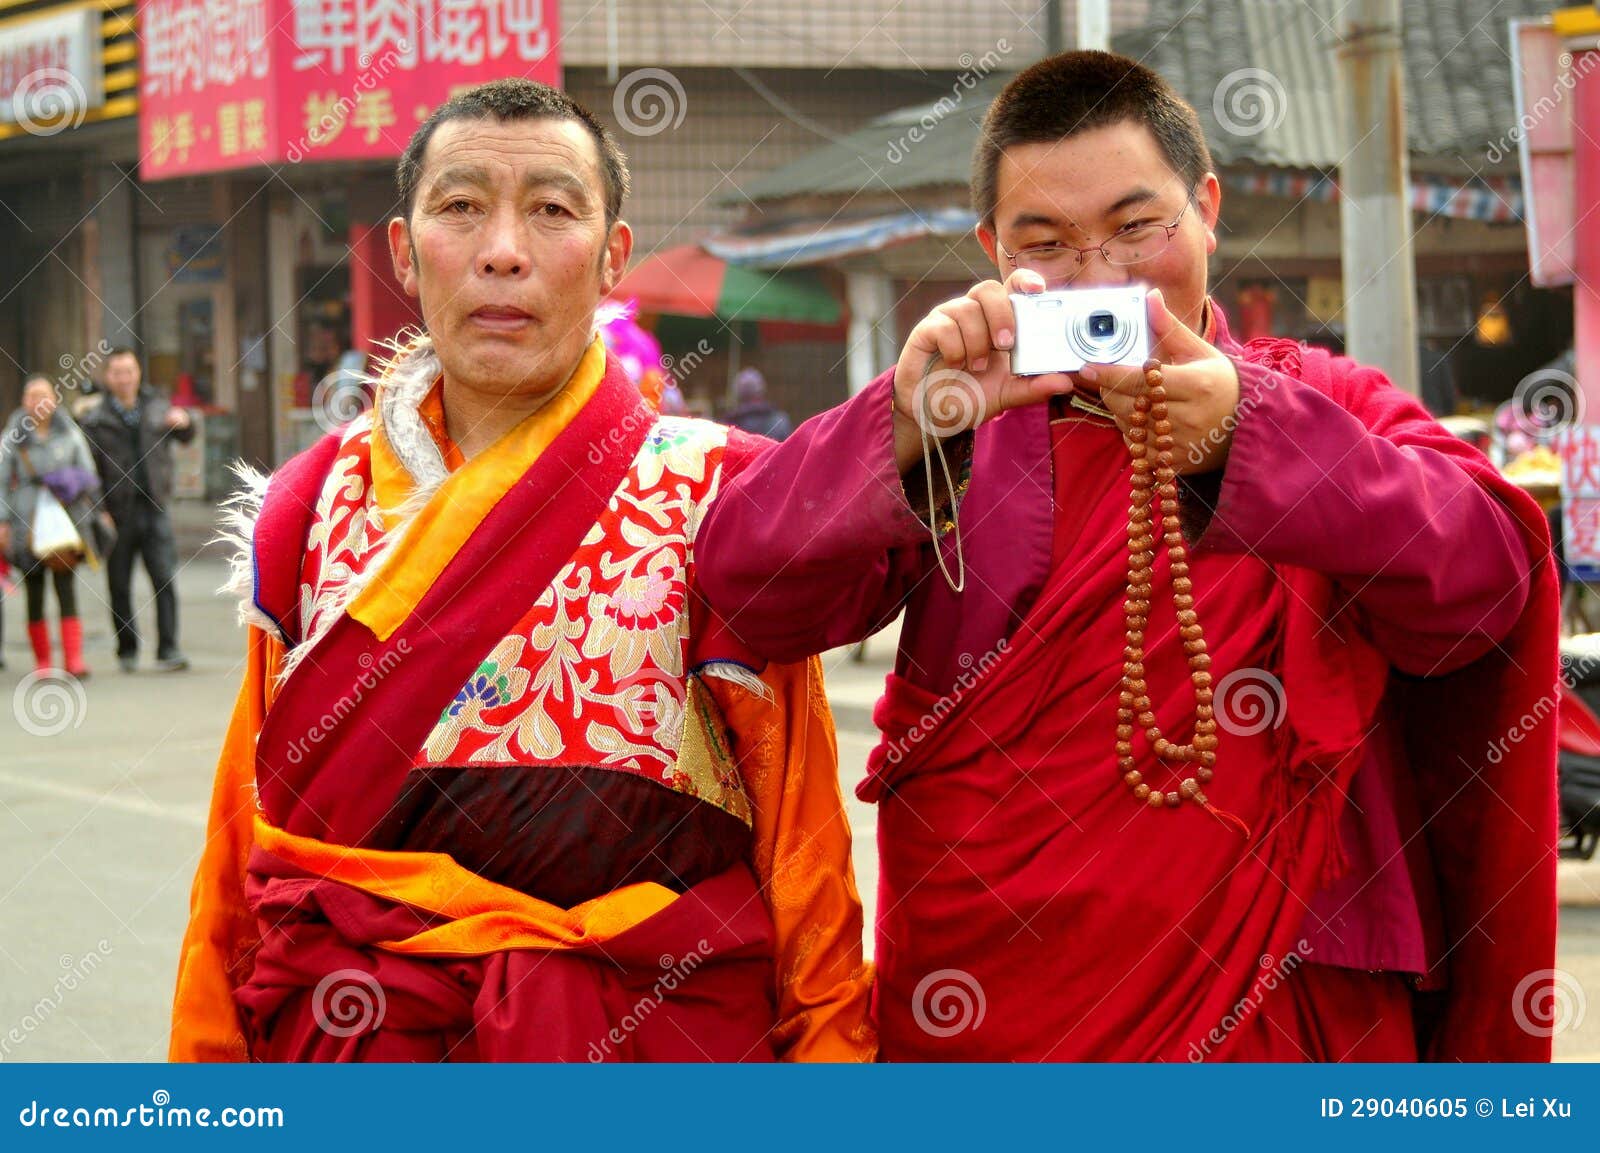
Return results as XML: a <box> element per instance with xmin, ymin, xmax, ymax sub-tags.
<box><xmin>1068</xmin><ymin>304</ymin><xmax>1137</xmax><ymax>363</ymax></box>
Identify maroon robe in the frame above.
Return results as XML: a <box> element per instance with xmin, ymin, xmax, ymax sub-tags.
<box><xmin>697</xmin><ymin>306</ymin><xmax>1558</xmax><ymax>1061</ymax></box>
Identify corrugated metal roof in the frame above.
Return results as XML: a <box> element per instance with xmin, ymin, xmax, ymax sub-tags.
<box><xmin>1122</xmin><ymin>0</ymin><xmax>1560</xmax><ymax>167</ymax></box>
<box><xmin>734</xmin><ymin>75</ymin><xmax>1007</xmax><ymax>201</ymax></box>
<box><xmin>732</xmin><ymin>0</ymin><xmax>1560</xmax><ymax>203</ymax></box>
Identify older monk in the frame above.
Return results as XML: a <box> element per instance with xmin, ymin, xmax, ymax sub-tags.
<box><xmin>170</xmin><ymin>79</ymin><xmax>873</xmax><ymax>1063</ymax></box>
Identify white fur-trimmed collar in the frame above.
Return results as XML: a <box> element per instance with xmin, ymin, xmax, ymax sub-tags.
<box><xmin>373</xmin><ymin>334</ymin><xmax>450</xmax><ymax>495</ymax></box>
<box><xmin>216</xmin><ymin>332</ymin><xmax>448</xmax><ymax>667</ymax></box>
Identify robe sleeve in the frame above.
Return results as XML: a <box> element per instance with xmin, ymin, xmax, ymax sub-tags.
<box><xmin>168</xmin><ymin>626</ymin><xmax>282</xmax><ymax>1062</ymax></box>
<box><xmin>698</xmin><ymin>371</ymin><xmax>942</xmax><ymax>664</ymax></box>
<box><xmin>705</xmin><ymin>657</ymin><xmax>877</xmax><ymax>1062</ymax></box>
<box><xmin>1191</xmin><ymin>361</ymin><xmax>1535</xmax><ymax>676</ymax></box>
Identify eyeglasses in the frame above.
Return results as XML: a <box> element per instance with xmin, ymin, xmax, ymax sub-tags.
<box><xmin>997</xmin><ymin>198</ymin><xmax>1194</xmax><ymax>280</ymax></box>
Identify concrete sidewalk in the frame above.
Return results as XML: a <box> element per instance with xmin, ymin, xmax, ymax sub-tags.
<box><xmin>1561</xmin><ymin>857</ymin><xmax>1600</xmax><ymax>907</ymax></box>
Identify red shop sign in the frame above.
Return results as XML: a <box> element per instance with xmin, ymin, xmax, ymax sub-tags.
<box><xmin>138</xmin><ymin>1</ymin><xmax>561</xmax><ymax>179</ymax></box>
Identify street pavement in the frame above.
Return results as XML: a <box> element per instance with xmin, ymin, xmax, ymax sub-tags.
<box><xmin>0</xmin><ymin>517</ymin><xmax>1596</xmax><ymax>1060</ymax></box>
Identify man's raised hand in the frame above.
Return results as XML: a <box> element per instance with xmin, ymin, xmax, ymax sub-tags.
<box><xmin>889</xmin><ymin>270</ymin><xmax>1076</xmax><ymax>473</ymax></box>
<box><xmin>1078</xmin><ymin>288</ymin><xmax>1241</xmax><ymax>474</ymax></box>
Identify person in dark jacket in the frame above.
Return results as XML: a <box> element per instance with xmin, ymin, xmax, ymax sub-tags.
<box><xmin>77</xmin><ymin>347</ymin><xmax>195</xmax><ymax>672</ymax></box>
<box><xmin>722</xmin><ymin>368</ymin><xmax>793</xmax><ymax>440</ymax></box>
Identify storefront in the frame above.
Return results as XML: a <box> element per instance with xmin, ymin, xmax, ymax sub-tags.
<box><xmin>0</xmin><ymin>0</ymin><xmax>136</xmax><ymax>411</ymax></box>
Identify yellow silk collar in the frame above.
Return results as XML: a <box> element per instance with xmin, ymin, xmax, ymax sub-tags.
<box><xmin>355</xmin><ymin>337</ymin><xmax>608</xmax><ymax>642</ymax></box>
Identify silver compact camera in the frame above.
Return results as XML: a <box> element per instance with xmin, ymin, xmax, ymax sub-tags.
<box><xmin>1009</xmin><ymin>286</ymin><xmax>1150</xmax><ymax>376</ymax></box>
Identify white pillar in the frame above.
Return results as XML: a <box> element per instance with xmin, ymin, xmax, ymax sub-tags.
<box><xmin>1336</xmin><ymin>0</ymin><xmax>1420</xmax><ymax>394</ymax></box>
<box><xmin>845</xmin><ymin>270</ymin><xmax>896</xmax><ymax>396</ymax></box>
<box><xmin>1076</xmin><ymin>0</ymin><xmax>1111</xmax><ymax>52</ymax></box>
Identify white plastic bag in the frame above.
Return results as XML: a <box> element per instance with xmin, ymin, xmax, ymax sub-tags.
<box><xmin>30</xmin><ymin>488</ymin><xmax>84</xmax><ymax>565</ymax></box>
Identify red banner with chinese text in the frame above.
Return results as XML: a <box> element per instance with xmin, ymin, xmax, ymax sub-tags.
<box><xmin>1557</xmin><ymin>427</ymin><xmax>1600</xmax><ymax>579</ymax></box>
<box><xmin>138</xmin><ymin>0</ymin><xmax>561</xmax><ymax>179</ymax></box>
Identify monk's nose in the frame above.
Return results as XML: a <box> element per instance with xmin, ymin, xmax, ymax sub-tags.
<box><xmin>1069</xmin><ymin>251</ymin><xmax>1137</xmax><ymax>288</ymax></box>
<box><xmin>480</xmin><ymin>212</ymin><xmax>529</xmax><ymax>276</ymax></box>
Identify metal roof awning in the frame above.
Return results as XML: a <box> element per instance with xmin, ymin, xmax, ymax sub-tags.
<box><xmin>703</xmin><ymin>207</ymin><xmax>979</xmax><ymax>268</ymax></box>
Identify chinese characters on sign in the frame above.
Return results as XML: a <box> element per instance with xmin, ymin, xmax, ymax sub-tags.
<box><xmin>0</xmin><ymin>8</ymin><xmax>105</xmax><ymax>128</ymax></box>
<box><xmin>138</xmin><ymin>0</ymin><xmax>560</xmax><ymax>178</ymax></box>
<box><xmin>1557</xmin><ymin>427</ymin><xmax>1600</xmax><ymax>578</ymax></box>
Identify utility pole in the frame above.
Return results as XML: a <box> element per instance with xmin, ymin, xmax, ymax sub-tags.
<box><xmin>1336</xmin><ymin>0</ymin><xmax>1420</xmax><ymax>394</ymax></box>
<box><xmin>1077</xmin><ymin>0</ymin><xmax>1110</xmax><ymax>52</ymax></box>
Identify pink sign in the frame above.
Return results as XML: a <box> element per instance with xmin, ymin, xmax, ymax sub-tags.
<box><xmin>1510</xmin><ymin>18</ymin><xmax>1577</xmax><ymax>289</ymax></box>
<box><xmin>138</xmin><ymin>1</ymin><xmax>561</xmax><ymax>179</ymax></box>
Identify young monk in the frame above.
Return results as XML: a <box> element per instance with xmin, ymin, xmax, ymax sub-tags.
<box><xmin>698</xmin><ymin>52</ymin><xmax>1559</xmax><ymax>1062</ymax></box>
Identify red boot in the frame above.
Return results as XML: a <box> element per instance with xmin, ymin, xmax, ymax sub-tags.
<box><xmin>59</xmin><ymin>617</ymin><xmax>90</xmax><ymax>679</ymax></box>
<box><xmin>27</xmin><ymin>620</ymin><xmax>53</xmax><ymax>674</ymax></box>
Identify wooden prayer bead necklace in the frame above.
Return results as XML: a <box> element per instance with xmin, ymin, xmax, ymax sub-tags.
<box><xmin>1115</xmin><ymin>358</ymin><xmax>1219</xmax><ymax>811</ymax></box>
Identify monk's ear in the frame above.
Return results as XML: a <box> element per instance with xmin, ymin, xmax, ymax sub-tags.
<box><xmin>388</xmin><ymin>216</ymin><xmax>419</xmax><ymax>297</ymax></box>
<box><xmin>975</xmin><ymin>222</ymin><xmax>1001</xmax><ymax>272</ymax></box>
<box><xmin>599</xmin><ymin>219</ymin><xmax>634</xmax><ymax>296</ymax></box>
<box><xmin>1196</xmin><ymin>173</ymin><xmax>1222</xmax><ymax>257</ymax></box>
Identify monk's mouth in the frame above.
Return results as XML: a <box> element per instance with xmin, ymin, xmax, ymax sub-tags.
<box><xmin>470</xmin><ymin>307</ymin><xmax>535</xmax><ymax>330</ymax></box>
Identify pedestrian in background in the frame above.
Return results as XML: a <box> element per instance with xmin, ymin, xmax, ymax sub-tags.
<box><xmin>0</xmin><ymin>375</ymin><xmax>101</xmax><ymax>678</ymax></box>
<box><xmin>723</xmin><ymin>367</ymin><xmax>794</xmax><ymax>440</ymax></box>
<box><xmin>77</xmin><ymin>347</ymin><xmax>194</xmax><ymax>672</ymax></box>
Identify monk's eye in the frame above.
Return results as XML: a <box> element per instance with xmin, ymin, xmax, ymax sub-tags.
<box><xmin>536</xmin><ymin>202</ymin><xmax>569</xmax><ymax>218</ymax></box>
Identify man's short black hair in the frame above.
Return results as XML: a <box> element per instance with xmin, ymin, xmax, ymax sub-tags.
<box><xmin>396</xmin><ymin>78</ymin><xmax>630</xmax><ymax>227</ymax></box>
<box><xmin>106</xmin><ymin>346</ymin><xmax>140</xmax><ymax>363</ymax></box>
<box><xmin>974</xmin><ymin>50</ymin><xmax>1212</xmax><ymax>226</ymax></box>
